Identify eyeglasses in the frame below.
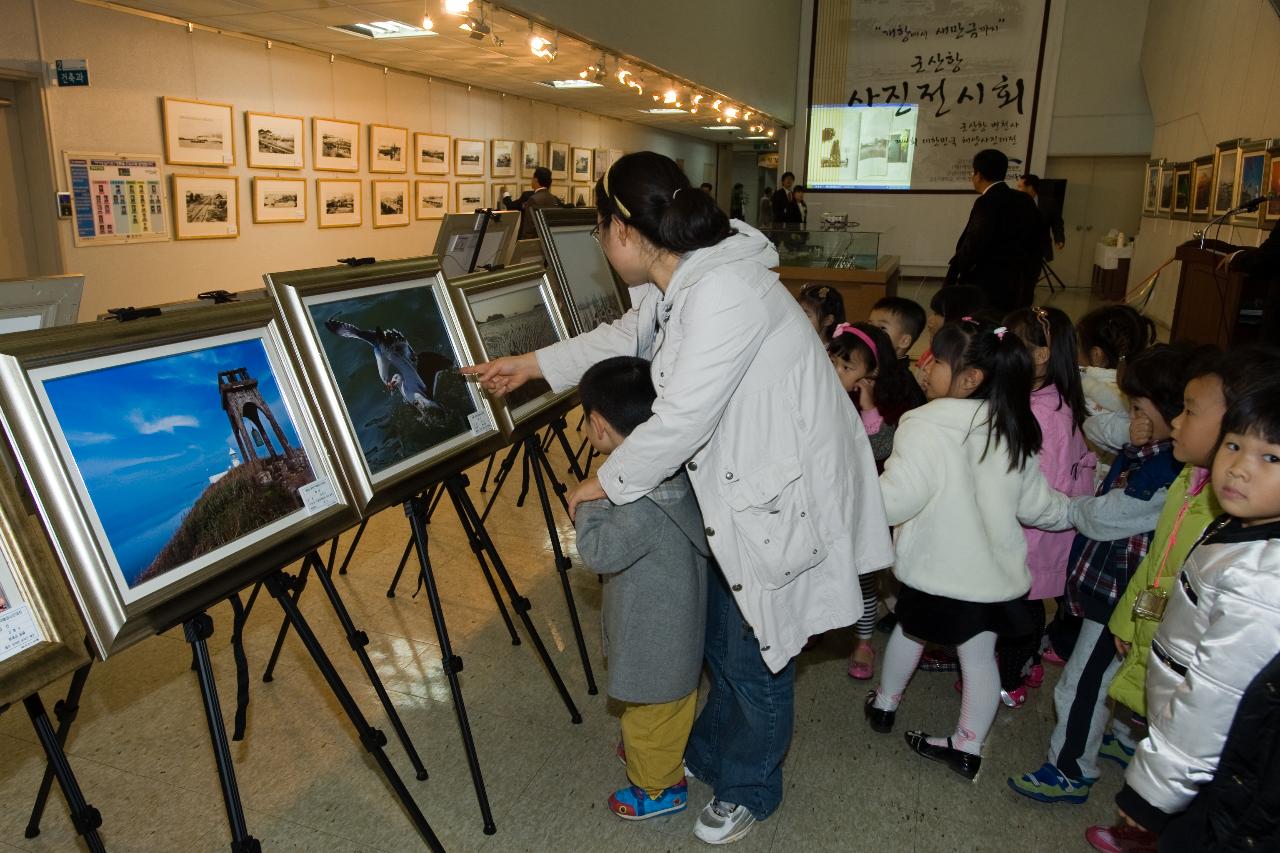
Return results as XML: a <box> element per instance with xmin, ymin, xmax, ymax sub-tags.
<box><xmin>589</xmin><ymin>222</ymin><xmax>601</xmax><ymax>242</ymax></box>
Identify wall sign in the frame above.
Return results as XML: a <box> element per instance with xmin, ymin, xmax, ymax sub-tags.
<box><xmin>63</xmin><ymin>151</ymin><xmax>169</xmax><ymax>247</ymax></box>
<box><xmin>54</xmin><ymin>59</ymin><xmax>89</xmax><ymax>87</ymax></box>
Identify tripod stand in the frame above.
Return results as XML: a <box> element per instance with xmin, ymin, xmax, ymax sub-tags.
<box><xmin>1038</xmin><ymin>256</ymin><xmax>1067</xmax><ymax>294</ymax></box>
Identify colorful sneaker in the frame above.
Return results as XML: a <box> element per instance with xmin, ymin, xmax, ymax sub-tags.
<box><xmin>1024</xmin><ymin>663</ymin><xmax>1046</xmax><ymax>688</ymax></box>
<box><xmin>609</xmin><ymin>780</ymin><xmax>688</xmax><ymax>821</ymax></box>
<box><xmin>1000</xmin><ymin>686</ymin><xmax>1028</xmax><ymax>708</ymax></box>
<box><xmin>1098</xmin><ymin>733</ymin><xmax>1136</xmax><ymax>768</ymax></box>
<box><xmin>1007</xmin><ymin>762</ymin><xmax>1095</xmax><ymax>804</ymax></box>
<box><xmin>693</xmin><ymin>798</ymin><xmax>756</xmax><ymax>845</ymax></box>
<box><xmin>1084</xmin><ymin>824</ymin><xmax>1158</xmax><ymax>852</ymax></box>
<box><xmin>1042</xmin><ymin>646</ymin><xmax>1066</xmax><ymax>666</ymax></box>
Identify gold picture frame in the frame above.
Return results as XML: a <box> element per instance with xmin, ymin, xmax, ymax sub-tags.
<box><xmin>162</xmin><ymin>97</ymin><xmax>236</xmax><ymax>167</ymax></box>
<box><xmin>370</xmin><ymin>124</ymin><xmax>409</xmax><ymax>174</ymax></box>
<box><xmin>252</xmin><ymin>177</ymin><xmax>307</xmax><ymax>224</ymax></box>
<box><xmin>547</xmin><ymin>141</ymin><xmax>569</xmax><ymax>184</ymax></box>
<box><xmin>454</xmin><ymin>138</ymin><xmax>486</xmax><ymax>177</ymax></box>
<box><xmin>491</xmin><ymin>139</ymin><xmax>516</xmax><ymax>179</ymax></box>
<box><xmin>456</xmin><ymin>181</ymin><xmax>486</xmax><ymax>212</ymax></box>
<box><xmin>316</xmin><ymin>179</ymin><xmax>363</xmax><ymax>228</ymax></box>
<box><xmin>415</xmin><ymin>181</ymin><xmax>448</xmax><ymax>220</ymax></box>
<box><xmin>520</xmin><ymin>141</ymin><xmax>542</xmax><ymax>179</ymax></box>
<box><xmin>1232</xmin><ymin>140</ymin><xmax>1270</xmax><ymax>227</ymax></box>
<box><xmin>245</xmin><ymin>111</ymin><xmax>304</xmax><ymax>170</ymax></box>
<box><xmin>172</xmin><ymin>174</ymin><xmax>240</xmax><ymax>240</ymax></box>
<box><xmin>313</xmin><ymin>117</ymin><xmax>361</xmax><ymax>173</ymax></box>
<box><xmin>372</xmin><ymin>180</ymin><xmax>410</xmax><ymax>228</ymax></box>
<box><xmin>414</xmin><ymin>133</ymin><xmax>450</xmax><ymax>175</ymax></box>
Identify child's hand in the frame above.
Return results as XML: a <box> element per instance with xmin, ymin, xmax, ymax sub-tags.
<box><xmin>856</xmin><ymin>377</ymin><xmax>876</xmax><ymax>411</ymax></box>
<box><xmin>1114</xmin><ymin>637</ymin><xmax>1131</xmax><ymax>659</ymax></box>
<box><xmin>567</xmin><ymin>475</ymin><xmax>607</xmax><ymax>521</ymax></box>
<box><xmin>1129</xmin><ymin>408</ymin><xmax>1152</xmax><ymax>446</ymax></box>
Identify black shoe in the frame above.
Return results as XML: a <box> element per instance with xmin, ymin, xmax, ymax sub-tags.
<box><xmin>904</xmin><ymin>731</ymin><xmax>981</xmax><ymax>782</ymax></box>
<box><xmin>864</xmin><ymin>691</ymin><xmax>895</xmax><ymax>734</ymax></box>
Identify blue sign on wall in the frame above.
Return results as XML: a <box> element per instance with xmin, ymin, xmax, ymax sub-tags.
<box><xmin>55</xmin><ymin>59</ymin><xmax>89</xmax><ymax>87</ymax></box>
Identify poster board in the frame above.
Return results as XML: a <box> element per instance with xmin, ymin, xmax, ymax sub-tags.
<box><xmin>64</xmin><ymin>152</ymin><xmax>169</xmax><ymax>247</ymax></box>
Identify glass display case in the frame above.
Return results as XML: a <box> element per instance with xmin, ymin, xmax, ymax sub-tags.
<box><xmin>761</xmin><ymin>228</ymin><xmax>881</xmax><ymax>269</ymax></box>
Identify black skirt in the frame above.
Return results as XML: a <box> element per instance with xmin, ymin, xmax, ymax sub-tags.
<box><xmin>896</xmin><ymin>584</ymin><xmax>1038</xmax><ymax>646</ymax></box>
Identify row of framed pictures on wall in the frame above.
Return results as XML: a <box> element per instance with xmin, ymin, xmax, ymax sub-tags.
<box><xmin>173</xmin><ymin>175</ymin><xmax>598</xmax><ymax>237</ymax></box>
<box><xmin>0</xmin><ymin>208</ymin><xmax>626</xmax><ymax>692</ymax></box>
<box><xmin>1143</xmin><ymin>138</ymin><xmax>1280</xmax><ymax>226</ymax></box>
<box><xmin>162</xmin><ymin>96</ymin><xmax>622</xmax><ymax>183</ymax></box>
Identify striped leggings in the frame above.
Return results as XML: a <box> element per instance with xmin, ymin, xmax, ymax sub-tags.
<box><xmin>856</xmin><ymin>571</ymin><xmax>881</xmax><ymax>640</ymax></box>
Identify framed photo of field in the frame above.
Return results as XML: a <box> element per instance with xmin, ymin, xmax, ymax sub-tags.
<box><xmin>456</xmin><ymin>181</ymin><xmax>486</xmax><ymax>212</ymax></box>
<box><xmin>173</xmin><ymin>174</ymin><xmax>239</xmax><ymax>240</ymax></box>
<box><xmin>547</xmin><ymin>141</ymin><xmax>569</xmax><ymax>184</ymax></box>
<box><xmin>414</xmin><ymin>133</ymin><xmax>450</xmax><ymax>175</ymax></box>
<box><xmin>313</xmin><ymin>118</ymin><xmax>360</xmax><ymax>172</ymax></box>
<box><xmin>448</xmin><ymin>264</ymin><xmax>575</xmax><ymax>436</ymax></box>
<box><xmin>533</xmin><ymin>206</ymin><xmax>629</xmax><ymax>336</ymax></box>
<box><xmin>370</xmin><ymin>124</ymin><xmax>408</xmax><ymax>174</ymax></box>
<box><xmin>571</xmin><ymin>148</ymin><xmax>593</xmax><ymax>183</ymax></box>
<box><xmin>0</xmin><ymin>302</ymin><xmax>353</xmax><ymax>657</ymax></box>
<box><xmin>317</xmin><ymin>179</ymin><xmax>362</xmax><ymax>228</ymax></box>
<box><xmin>265</xmin><ymin>257</ymin><xmax>502</xmax><ymax>512</ymax></box>
<box><xmin>372</xmin><ymin>180</ymin><xmax>410</xmax><ymax>228</ymax></box>
<box><xmin>1233</xmin><ymin>141</ymin><xmax>1269</xmax><ymax>227</ymax></box>
<box><xmin>1212</xmin><ymin>140</ymin><xmax>1241</xmax><ymax>219</ymax></box>
<box><xmin>415</xmin><ymin>181</ymin><xmax>448</xmax><ymax>220</ymax></box>
<box><xmin>491</xmin><ymin>139</ymin><xmax>516</xmax><ymax>179</ymax></box>
<box><xmin>521</xmin><ymin>141</ymin><xmax>542</xmax><ymax>179</ymax></box>
<box><xmin>245</xmin><ymin>111</ymin><xmax>304</xmax><ymax>169</ymax></box>
<box><xmin>454</xmin><ymin>138</ymin><xmax>485</xmax><ymax>177</ymax></box>
<box><xmin>1191</xmin><ymin>155</ymin><xmax>1214</xmax><ymax>221</ymax></box>
<box><xmin>252</xmin><ymin>177</ymin><xmax>306</xmax><ymax>224</ymax></box>
<box><xmin>162</xmin><ymin>97</ymin><xmax>235</xmax><ymax>167</ymax></box>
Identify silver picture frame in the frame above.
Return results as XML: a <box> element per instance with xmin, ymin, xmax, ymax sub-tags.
<box><xmin>0</xmin><ymin>274</ymin><xmax>85</xmax><ymax>333</ymax></box>
<box><xmin>533</xmin><ymin>207</ymin><xmax>630</xmax><ymax>336</ymax></box>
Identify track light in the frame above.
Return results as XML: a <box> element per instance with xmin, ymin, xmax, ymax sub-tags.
<box><xmin>723</xmin><ymin>106</ymin><xmax>738</xmax><ymax>119</ymax></box>
<box><xmin>663</xmin><ymin>89</ymin><xmax>678</xmax><ymax>104</ymax></box>
<box><xmin>529</xmin><ymin>27</ymin><xmax>556</xmax><ymax>59</ymax></box>
<box><xmin>442</xmin><ymin>0</ymin><xmax>470</xmax><ymax>13</ymax></box>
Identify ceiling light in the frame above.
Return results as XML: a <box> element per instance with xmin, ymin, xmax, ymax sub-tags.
<box><xmin>703</xmin><ymin>125</ymin><xmax>740</xmax><ymax>131</ymax></box>
<box><xmin>711</xmin><ymin>99</ymin><xmax>722</xmax><ymax>110</ymax></box>
<box><xmin>742</xmin><ymin>135</ymin><xmax>771</xmax><ymax>140</ymax></box>
<box><xmin>723</xmin><ymin>106</ymin><xmax>739</xmax><ymax>119</ymax></box>
<box><xmin>442</xmin><ymin>0</ymin><xmax>470</xmax><ymax>13</ymax></box>
<box><xmin>421</xmin><ymin>14</ymin><xmax>433</xmax><ymax>30</ymax></box>
<box><xmin>459</xmin><ymin>16</ymin><xmax>489</xmax><ymax>38</ymax></box>
<box><xmin>692</xmin><ymin>94</ymin><xmax>704</xmax><ymax>106</ymax></box>
<box><xmin>743</xmin><ymin>111</ymin><xmax>753</xmax><ymax>120</ymax></box>
<box><xmin>330</xmin><ymin>20</ymin><xmax>437</xmax><ymax>38</ymax></box>
<box><xmin>538</xmin><ymin>79</ymin><xmax>604</xmax><ymax>89</ymax></box>
<box><xmin>767</xmin><ymin>129</ymin><xmax>775</xmax><ymax>137</ymax></box>
<box><xmin>529</xmin><ymin>32</ymin><xmax>556</xmax><ymax>60</ymax></box>
<box><xmin>640</xmin><ymin>108</ymin><xmax>688</xmax><ymax>114</ymax></box>
<box><xmin>663</xmin><ymin>89</ymin><xmax>678</xmax><ymax>104</ymax></box>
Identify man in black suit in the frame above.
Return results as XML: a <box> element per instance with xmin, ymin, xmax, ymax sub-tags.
<box><xmin>944</xmin><ymin>149</ymin><xmax>1044</xmax><ymax>310</ymax></box>
<box><xmin>1018</xmin><ymin>173</ymin><xmax>1066</xmax><ymax>261</ymax></box>
<box><xmin>502</xmin><ymin>167</ymin><xmax>564</xmax><ymax>239</ymax></box>
<box><xmin>771</xmin><ymin>172</ymin><xmax>803</xmax><ymax>227</ymax></box>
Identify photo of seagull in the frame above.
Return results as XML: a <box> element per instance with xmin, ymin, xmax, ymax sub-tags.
<box><xmin>324</xmin><ymin>318</ymin><xmax>452</xmax><ymax>414</ymax></box>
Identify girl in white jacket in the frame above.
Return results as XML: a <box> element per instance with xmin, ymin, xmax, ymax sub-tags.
<box><xmin>865</xmin><ymin>318</ymin><xmax>1071</xmax><ymax>782</ymax></box>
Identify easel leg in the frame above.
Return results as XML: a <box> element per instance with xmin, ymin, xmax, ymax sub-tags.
<box><xmin>336</xmin><ymin>518</ymin><xmax>368</xmax><ymax>576</ymax></box>
<box><xmin>526</xmin><ymin>436</ymin><xmax>598</xmax><ymax>695</ymax></box>
<box><xmin>550</xmin><ymin>418</ymin><xmax>585</xmax><ymax>482</ymax></box>
<box><xmin>479</xmin><ymin>452</ymin><xmax>497</xmax><ymax>493</ymax></box>
<box><xmin>263</xmin><ymin>573</ymin><xmax>443</xmax><ymax>852</ymax></box>
<box><xmin>25</xmin><ymin>659</ymin><xmax>92</xmax><ymax>839</ymax></box>
<box><xmin>23</xmin><ymin>693</ymin><xmax>105</xmax><ymax>853</ymax></box>
<box><xmin>386</xmin><ymin>535</ymin><xmax>416</xmax><ymax>598</ymax></box>
<box><xmin>480</xmin><ymin>441</ymin><xmax>522</xmax><ymax>523</ymax></box>
<box><xmin>261</xmin><ymin>558</ymin><xmax>313</xmax><ymax>683</ymax></box>
<box><xmin>404</xmin><ymin>496</ymin><xmax>497</xmax><ymax>834</ymax></box>
<box><xmin>184</xmin><ymin>613</ymin><xmax>261</xmax><ymax>853</ymax></box>
<box><xmin>445</xmin><ymin>475</ymin><xmax>583</xmax><ymax>724</ymax></box>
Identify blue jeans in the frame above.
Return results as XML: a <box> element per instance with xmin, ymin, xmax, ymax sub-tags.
<box><xmin>684</xmin><ymin>566</ymin><xmax>796</xmax><ymax>820</ymax></box>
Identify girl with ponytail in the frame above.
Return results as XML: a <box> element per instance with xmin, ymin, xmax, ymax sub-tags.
<box><xmin>864</xmin><ymin>319</ymin><xmax>1072</xmax><ymax>782</ymax></box>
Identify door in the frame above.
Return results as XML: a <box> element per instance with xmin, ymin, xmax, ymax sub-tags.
<box><xmin>1045</xmin><ymin>156</ymin><xmax>1148</xmax><ymax>289</ymax></box>
<box><xmin>0</xmin><ymin>80</ymin><xmax>40</xmax><ymax>279</ymax></box>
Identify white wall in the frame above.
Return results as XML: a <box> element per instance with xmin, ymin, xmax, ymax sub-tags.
<box><xmin>3</xmin><ymin>0</ymin><xmax>718</xmax><ymax>320</ymax></box>
<box><xmin>1130</xmin><ymin>0</ymin><xmax>1280</xmax><ymax>330</ymax></box>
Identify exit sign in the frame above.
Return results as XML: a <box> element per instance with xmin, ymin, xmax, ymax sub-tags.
<box><xmin>55</xmin><ymin>59</ymin><xmax>89</xmax><ymax>87</ymax></box>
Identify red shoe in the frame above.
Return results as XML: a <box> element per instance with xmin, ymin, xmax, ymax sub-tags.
<box><xmin>848</xmin><ymin>646</ymin><xmax>876</xmax><ymax>680</ymax></box>
<box><xmin>1042</xmin><ymin>646</ymin><xmax>1066</xmax><ymax>666</ymax></box>
<box><xmin>1025</xmin><ymin>663</ymin><xmax>1045</xmax><ymax>688</ymax></box>
<box><xmin>1000</xmin><ymin>686</ymin><xmax>1027</xmax><ymax>708</ymax></box>
<box><xmin>1084</xmin><ymin>824</ymin><xmax>1158</xmax><ymax>853</ymax></box>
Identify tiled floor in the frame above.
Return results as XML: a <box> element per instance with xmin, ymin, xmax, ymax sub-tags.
<box><xmin>0</xmin><ymin>284</ymin><xmax>1122</xmax><ymax>852</ymax></box>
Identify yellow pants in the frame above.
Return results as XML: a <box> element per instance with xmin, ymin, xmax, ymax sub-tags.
<box><xmin>621</xmin><ymin>690</ymin><xmax>698</xmax><ymax>797</ymax></box>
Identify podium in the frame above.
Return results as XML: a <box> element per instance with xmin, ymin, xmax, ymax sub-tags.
<box><xmin>1170</xmin><ymin>244</ymin><xmax>1266</xmax><ymax>348</ymax></box>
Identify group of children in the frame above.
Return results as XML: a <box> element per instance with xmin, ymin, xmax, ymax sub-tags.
<box><xmin>568</xmin><ymin>277</ymin><xmax>1280</xmax><ymax>852</ymax></box>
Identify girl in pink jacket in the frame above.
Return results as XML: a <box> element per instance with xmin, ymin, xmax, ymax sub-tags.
<box><xmin>997</xmin><ymin>307</ymin><xmax>1096</xmax><ymax>706</ymax></box>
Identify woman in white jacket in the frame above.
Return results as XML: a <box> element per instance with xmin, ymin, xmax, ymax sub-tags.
<box><xmin>865</xmin><ymin>319</ymin><xmax>1071</xmax><ymax>782</ymax></box>
<box><xmin>468</xmin><ymin>152</ymin><xmax>892</xmax><ymax>845</ymax></box>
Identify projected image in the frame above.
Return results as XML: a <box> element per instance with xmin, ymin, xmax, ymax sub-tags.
<box><xmin>806</xmin><ymin>104</ymin><xmax>919</xmax><ymax>190</ymax></box>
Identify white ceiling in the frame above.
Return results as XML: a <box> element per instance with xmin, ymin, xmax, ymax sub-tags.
<box><xmin>106</xmin><ymin>0</ymin><xmax>784</xmax><ymax>143</ymax></box>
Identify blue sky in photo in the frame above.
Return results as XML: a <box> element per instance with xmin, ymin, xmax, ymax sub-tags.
<box><xmin>42</xmin><ymin>338</ymin><xmax>302</xmax><ymax>585</ymax></box>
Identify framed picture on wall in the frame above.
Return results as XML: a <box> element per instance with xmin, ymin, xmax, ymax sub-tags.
<box><xmin>1233</xmin><ymin>140</ymin><xmax>1269</xmax><ymax>227</ymax></box>
<box><xmin>1212</xmin><ymin>140</ymin><xmax>1241</xmax><ymax>219</ymax></box>
<box><xmin>415</xmin><ymin>181</ymin><xmax>448</xmax><ymax>220</ymax></box>
<box><xmin>1172</xmin><ymin>162</ymin><xmax>1192</xmax><ymax>218</ymax></box>
<box><xmin>1141</xmin><ymin>159</ymin><xmax>1161</xmax><ymax>215</ymax></box>
<box><xmin>548</xmin><ymin>142</ymin><xmax>569</xmax><ymax>183</ymax></box>
<box><xmin>491</xmin><ymin>139</ymin><xmax>516</xmax><ymax>179</ymax></box>
<box><xmin>317</xmin><ymin>179</ymin><xmax>362</xmax><ymax>228</ymax></box>
<box><xmin>370</xmin><ymin>124</ymin><xmax>408</xmax><ymax>174</ymax></box>
<box><xmin>172</xmin><ymin>174</ymin><xmax>239</xmax><ymax>240</ymax></box>
<box><xmin>162</xmin><ymin>97</ymin><xmax>235</xmax><ymax>167</ymax></box>
<box><xmin>569</xmin><ymin>184</ymin><xmax>591</xmax><ymax>208</ymax></box>
<box><xmin>593</xmin><ymin>148</ymin><xmax>608</xmax><ymax>181</ymax></box>
<box><xmin>571</xmin><ymin>148</ymin><xmax>593</xmax><ymax>183</ymax></box>
<box><xmin>521</xmin><ymin>141</ymin><xmax>542</xmax><ymax>179</ymax></box>
<box><xmin>313</xmin><ymin>118</ymin><xmax>360</xmax><ymax>172</ymax></box>
<box><xmin>1266</xmin><ymin>143</ymin><xmax>1280</xmax><ymax>224</ymax></box>
<box><xmin>456</xmin><ymin>182</ymin><xmax>486</xmax><ymax>212</ymax></box>
<box><xmin>607</xmin><ymin>149</ymin><xmax>623</xmax><ymax>169</ymax></box>
<box><xmin>252</xmin><ymin>177</ymin><xmax>307</xmax><ymax>224</ymax></box>
<box><xmin>455</xmin><ymin>139</ymin><xmax>485</xmax><ymax>177</ymax></box>
<box><xmin>1156</xmin><ymin>162</ymin><xmax>1175</xmax><ymax>216</ymax></box>
<box><xmin>1191</xmin><ymin>155</ymin><xmax>1214</xmax><ymax>221</ymax></box>
<box><xmin>414</xmin><ymin>133</ymin><xmax>450</xmax><ymax>175</ymax></box>
<box><xmin>372</xmin><ymin>180</ymin><xmax>410</xmax><ymax>228</ymax></box>
<box><xmin>491</xmin><ymin>182</ymin><xmax>516</xmax><ymax>208</ymax></box>
<box><xmin>245</xmin><ymin>111</ymin><xmax>304</xmax><ymax>170</ymax></box>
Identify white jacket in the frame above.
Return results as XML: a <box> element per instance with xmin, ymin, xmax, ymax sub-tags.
<box><xmin>537</xmin><ymin>221</ymin><xmax>893</xmax><ymax>672</ymax></box>
<box><xmin>1124</xmin><ymin>520</ymin><xmax>1280</xmax><ymax>817</ymax></box>
<box><xmin>879</xmin><ymin>398</ymin><xmax>1072</xmax><ymax>602</ymax></box>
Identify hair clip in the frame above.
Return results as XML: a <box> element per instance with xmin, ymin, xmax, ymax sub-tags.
<box><xmin>602</xmin><ymin>168</ymin><xmax>631</xmax><ymax>219</ymax></box>
<box><xmin>817</xmin><ymin>286</ymin><xmax>831</xmax><ymax>299</ymax></box>
<box><xmin>960</xmin><ymin>315</ymin><xmax>976</xmax><ymax>323</ymax></box>
<box><xmin>993</xmin><ymin>326</ymin><xmax>1008</xmax><ymax>340</ymax></box>
<box><xmin>672</xmin><ymin>188</ymin><xmax>682</xmax><ymax>199</ymax></box>
<box><xmin>1032</xmin><ymin>306</ymin><xmax>1052</xmax><ymax>347</ymax></box>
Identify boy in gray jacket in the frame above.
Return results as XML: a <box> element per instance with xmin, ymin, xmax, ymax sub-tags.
<box><xmin>573</xmin><ymin>356</ymin><xmax>709</xmax><ymax>821</ymax></box>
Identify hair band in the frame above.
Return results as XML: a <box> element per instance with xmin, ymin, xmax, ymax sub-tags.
<box><xmin>833</xmin><ymin>323</ymin><xmax>878</xmax><ymax>367</ymax></box>
<box><xmin>673</xmin><ymin>188</ymin><xmax>682</xmax><ymax>199</ymax></box>
<box><xmin>601</xmin><ymin>167</ymin><xmax>632</xmax><ymax>219</ymax></box>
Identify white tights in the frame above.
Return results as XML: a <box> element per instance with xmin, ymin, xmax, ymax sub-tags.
<box><xmin>872</xmin><ymin>624</ymin><xmax>999</xmax><ymax>756</ymax></box>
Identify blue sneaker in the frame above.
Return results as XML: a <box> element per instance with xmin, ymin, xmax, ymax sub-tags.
<box><xmin>609</xmin><ymin>780</ymin><xmax>688</xmax><ymax>821</ymax></box>
<box><xmin>1099</xmin><ymin>733</ymin><xmax>1136</xmax><ymax>768</ymax></box>
<box><xmin>1007</xmin><ymin>762</ymin><xmax>1095</xmax><ymax>804</ymax></box>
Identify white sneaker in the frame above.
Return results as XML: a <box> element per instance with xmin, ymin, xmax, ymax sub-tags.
<box><xmin>693</xmin><ymin>798</ymin><xmax>756</xmax><ymax>845</ymax></box>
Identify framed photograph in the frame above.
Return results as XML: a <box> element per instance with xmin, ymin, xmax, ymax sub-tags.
<box><xmin>415</xmin><ymin>181</ymin><xmax>448</xmax><ymax>220</ymax></box>
<box><xmin>1266</xmin><ymin>143</ymin><xmax>1280</xmax><ymax>223</ymax></box>
<box><xmin>0</xmin><ymin>302</ymin><xmax>354</xmax><ymax>656</ymax></box>
<box><xmin>491</xmin><ymin>139</ymin><xmax>516</xmax><ymax>179</ymax></box>
<box><xmin>173</xmin><ymin>174</ymin><xmax>239</xmax><ymax>240</ymax></box>
<box><xmin>520</xmin><ymin>141</ymin><xmax>542</xmax><ymax>179</ymax></box>
<box><xmin>0</xmin><ymin>445</ymin><xmax>90</xmax><ymax>708</ymax></box>
<box><xmin>1233</xmin><ymin>141</ymin><xmax>1269</xmax><ymax>227</ymax></box>
<box><xmin>454</xmin><ymin>138</ymin><xmax>485</xmax><ymax>177</ymax></box>
<box><xmin>162</xmin><ymin>97</ymin><xmax>235</xmax><ymax>167</ymax></box>
<box><xmin>1191</xmin><ymin>155</ymin><xmax>1214</xmax><ymax>221</ymax></box>
<box><xmin>0</xmin><ymin>275</ymin><xmax>85</xmax><ymax>333</ymax></box>
<box><xmin>571</xmin><ymin>148</ymin><xmax>593</xmax><ymax>183</ymax></box>
<box><xmin>1172</xmin><ymin>162</ymin><xmax>1192</xmax><ymax>218</ymax></box>
<box><xmin>448</xmin><ymin>265</ymin><xmax>575</xmax><ymax>436</ymax></box>
<box><xmin>252</xmin><ymin>177</ymin><xmax>306</xmax><ymax>224</ymax></box>
<box><xmin>568</xmin><ymin>184</ymin><xmax>591</xmax><ymax>208</ymax></box>
<box><xmin>607</xmin><ymin>149</ymin><xmax>624</xmax><ymax>169</ymax></box>
<box><xmin>492</xmin><ymin>182</ymin><xmax>516</xmax><ymax>209</ymax></box>
<box><xmin>547</xmin><ymin>142</ymin><xmax>569</xmax><ymax>183</ymax></box>
<box><xmin>534</xmin><ymin>207</ymin><xmax>629</xmax><ymax>336</ymax></box>
<box><xmin>593</xmin><ymin>148</ymin><xmax>608</xmax><ymax>181</ymax></box>
<box><xmin>313</xmin><ymin>118</ymin><xmax>360</xmax><ymax>173</ymax></box>
<box><xmin>245</xmin><ymin>111</ymin><xmax>304</xmax><ymax>170</ymax></box>
<box><xmin>265</xmin><ymin>257</ymin><xmax>502</xmax><ymax>511</ymax></box>
<box><xmin>433</xmin><ymin>211</ymin><xmax>522</xmax><ymax>281</ymax></box>
<box><xmin>1142</xmin><ymin>159</ymin><xmax>1161</xmax><ymax>215</ymax></box>
<box><xmin>414</xmin><ymin>133</ymin><xmax>450</xmax><ymax>175</ymax></box>
<box><xmin>317</xmin><ymin>179</ymin><xmax>362</xmax><ymax>228</ymax></box>
<box><xmin>456</xmin><ymin>181</ymin><xmax>487</xmax><ymax>212</ymax></box>
<box><xmin>1157</xmin><ymin>162</ymin><xmax>1175</xmax><ymax>216</ymax></box>
<box><xmin>1212</xmin><ymin>140</ymin><xmax>1241</xmax><ymax>219</ymax></box>
<box><xmin>372</xmin><ymin>180</ymin><xmax>410</xmax><ymax>228</ymax></box>
<box><xmin>370</xmin><ymin>124</ymin><xmax>408</xmax><ymax>174</ymax></box>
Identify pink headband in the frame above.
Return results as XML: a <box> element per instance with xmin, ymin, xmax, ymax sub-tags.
<box><xmin>833</xmin><ymin>323</ymin><xmax>878</xmax><ymax>368</ymax></box>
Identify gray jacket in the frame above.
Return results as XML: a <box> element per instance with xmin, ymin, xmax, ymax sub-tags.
<box><xmin>574</xmin><ymin>471</ymin><xmax>709</xmax><ymax>704</ymax></box>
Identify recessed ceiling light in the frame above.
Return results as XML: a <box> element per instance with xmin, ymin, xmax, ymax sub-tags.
<box><xmin>538</xmin><ymin>79</ymin><xmax>605</xmax><ymax>89</ymax></box>
<box><xmin>640</xmin><ymin>108</ymin><xmax>688</xmax><ymax>114</ymax></box>
<box><xmin>330</xmin><ymin>20</ymin><xmax>436</xmax><ymax>38</ymax></box>
<box><xmin>702</xmin><ymin>125</ymin><xmax>740</xmax><ymax>130</ymax></box>
<box><xmin>741</xmin><ymin>135</ymin><xmax>771</xmax><ymax>140</ymax></box>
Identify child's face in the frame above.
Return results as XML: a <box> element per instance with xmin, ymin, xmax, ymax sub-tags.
<box><xmin>867</xmin><ymin>309</ymin><xmax>913</xmax><ymax>358</ymax></box>
<box><xmin>1212</xmin><ymin>429</ymin><xmax>1280</xmax><ymax>526</ymax></box>
<box><xmin>920</xmin><ymin>357</ymin><xmax>979</xmax><ymax>400</ymax></box>
<box><xmin>1171</xmin><ymin>375</ymin><xmax>1227</xmax><ymax>466</ymax></box>
<box><xmin>831</xmin><ymin>354</ymin><xmax>871</xmax><ymax>394</ymax></box>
